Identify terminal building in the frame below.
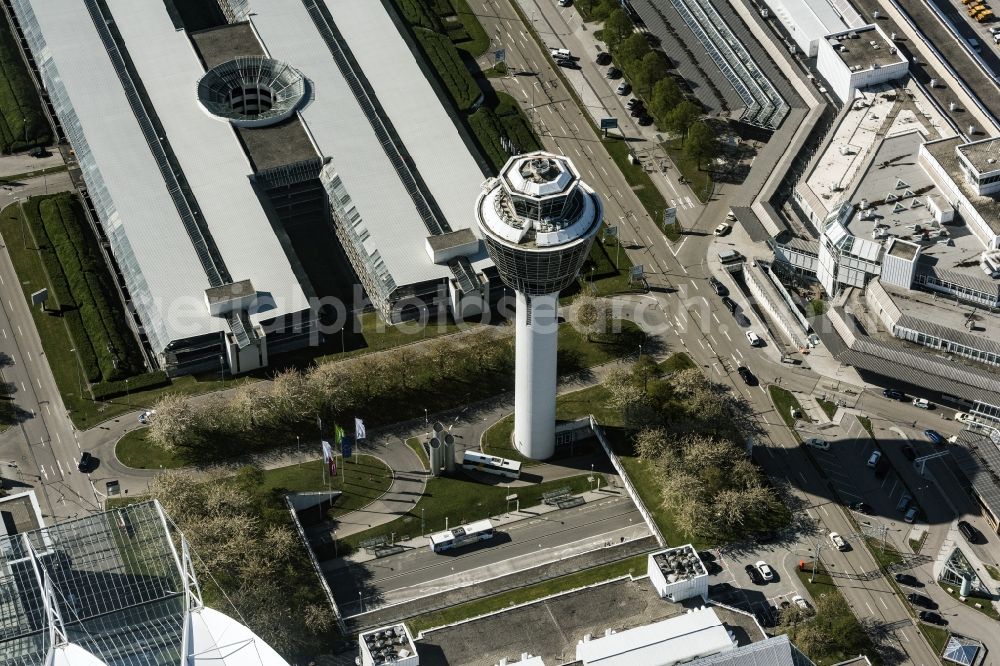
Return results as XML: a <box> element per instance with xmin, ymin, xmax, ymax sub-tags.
<box><xmin>9</xmin><ymin>0</ymin><xmax>496</xmax><ymax>376</ymax></box>
<box><xmin>0</xmin><ymin>500</ymin><xmax>289</xmax><ymax>665</ymax></box>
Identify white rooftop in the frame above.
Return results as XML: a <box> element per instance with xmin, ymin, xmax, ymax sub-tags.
<box><xmin>575</xmin><ymin>608</ymin><xmax>734</xmax><ymax>666</ymax></box>
<box><xmin>251</xmin><ymin>0</ymin><xmax>491</xmax><ymax>286</ymax></box>
<box><xmin>763</xmin><ymin>0</ymin><xmax>853</xmax><ymax>53</ymax></box>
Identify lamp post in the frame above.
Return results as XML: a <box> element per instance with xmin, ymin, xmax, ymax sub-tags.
<box><xmin>69</xmin><ymin>348</ymin><xmax>83</xmax><ymax>397</ymax></box>
<box><xmin>124</xmin><ymin>378</ymin><xmax>130</xmax><ymax>408</ymax></box>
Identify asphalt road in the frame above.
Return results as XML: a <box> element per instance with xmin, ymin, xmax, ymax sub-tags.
<box><xmin>333</xmin><ymin>493</ymin><xmax>647</xmax><ymax>615</ymax></box>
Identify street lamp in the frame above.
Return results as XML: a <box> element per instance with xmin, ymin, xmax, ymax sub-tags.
<box><xmin>69</xmin><ymin>348</ymin><xmax>83</xmax><ymax>397</ymax></box>
<box><xmin>424</xmin><ymin>408</ymin><xmax>428</xmax><ymax>424</ymax></box>
<box><xmin>124</xmin><ymin>378</ymin><xmax>129</xmax><ymax>408</ymax></box>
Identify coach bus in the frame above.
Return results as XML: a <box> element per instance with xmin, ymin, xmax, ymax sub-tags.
<box><xmin>461</xmin><ymin>450</ymin><xmax>522</xmax><ymax>480</ymax></box>
<box><xmin>428</xmin><ymin>519</ymin><xmax>495</xmax><ymax>553</ymax></box>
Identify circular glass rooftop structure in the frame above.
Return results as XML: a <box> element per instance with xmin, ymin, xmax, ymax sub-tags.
<box><xmin>197</xmin><ymin>56</ymin><xmax>305</xmax><ymax>127</ymax></box>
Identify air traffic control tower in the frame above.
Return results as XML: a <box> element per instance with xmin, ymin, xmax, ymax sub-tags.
<box><xmin>476</xmin><ymin>152</ymin><xmax>603</xmax><ymax>459</ymax></box>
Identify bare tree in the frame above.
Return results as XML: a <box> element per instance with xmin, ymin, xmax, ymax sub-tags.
<box><xmin>149</xmin><ymin>393</ymin><xmax>201</xmax><ymax>452</ymax></box>
<box><xmin>634</xmin><ymin>427</ymin><xmax>672</xmax><ymax>460</ymax></box>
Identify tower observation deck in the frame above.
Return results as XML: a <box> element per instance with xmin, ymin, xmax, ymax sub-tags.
<box><xmin>475</xmin><ymin>152</ymin><xmax>603</xmax><ymax>459</ymax></box>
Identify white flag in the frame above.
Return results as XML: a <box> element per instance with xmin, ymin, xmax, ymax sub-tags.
<box><xmin>355</xmin><ymin>417</ymin><xmax>366</xmax><ymax>440</ymax></box>
<box><xmin>321</xmin><ymin>440</ymin><xmax>333</xmax><ymax>463</ymax></box>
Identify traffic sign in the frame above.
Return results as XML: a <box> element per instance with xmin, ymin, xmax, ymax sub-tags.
<box><xmin>600</xmin><ymin>117</ymin><xmax>618</xmax><ymax>130</ymax></box>
<box><xmin>495</xmin><ymin>49</ymin><xmax>506</xmax><ymax>63</ymax></box>
<box><xmin>663</xmin><ymin>207</ymin><xmax>677</xmax><ymax>228</ymax></box>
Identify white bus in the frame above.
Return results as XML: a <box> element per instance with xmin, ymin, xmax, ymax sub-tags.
<box><xmin>428</xmin><ymin>519</ymin><xmax>495</xmax><ymax>553</ymax></box>
<box><xmin>462</xmin><ymin>450</ymin><xmax>522</xmax><ymax>480</ymax></box>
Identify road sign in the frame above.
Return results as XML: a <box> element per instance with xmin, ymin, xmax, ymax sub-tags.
<box><xmin>495</xmin><ymin>49</ymin><xmax>506</xmax><ymax>62</ymax></box>
<box><xmin>603</xmin><ymin>225</ymin><xmax>618</xmax><ymax>240</ymax></box>
<box><xmin>600</xmin><ymin>117</ymin><xmax>618</xmax><ymax>130</ymax></box>
<box><xmin>30</xmin><ymin>288</ymin><xmax>47</xmax><ymax>308</ymax></box>
<box><xmin>341</xmin><ymin>435</ymin><xmax>353</xmax><ymax>458</ymax></box>
<box><xmin>663</xmin><ymin>207</ymin><xmax>677</xmax><ymax>228</ymax></box>
<box><xmin>505</xmin><ymin>494</ymin><xmax>518</xmax><ymax>501</ymax></box>
<box><xmin>630</xmin><ymin>265</ymin><xmax>645</xmax><ymax>282</ymax></box>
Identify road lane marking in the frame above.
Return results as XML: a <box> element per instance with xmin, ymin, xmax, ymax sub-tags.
<box><xmin>723</xmin><ymin>329</ymin><xmax>732</xmax><ymax>341</ymax></box>
<box><xmin>20</xmin><ymin>382</ymin><xmax>25</xmax><ymax>392</ymax></box>
<box><xmin>55</xmin><ymin>432</ymin><xmax>60</xmax><ymax>443</ymax></box>
<box><xmin>713</xmin><ymin>363</ymin><xmax>722</xmax><ymax>375</ymax></box>
<box><xmin>668</xmin><ymin>238</ymin><xmax>687</xmax><ymax>257</ymax></box>
<box><xmin>759</xmin><ymin>385</ymin><xmax>767</xmax><ymax>395</ymax></box>
<box><xmin>57</xmin><ymin>460</ymin><xmax>64</xmax><ymax>476</ymax></box>
<box><xmin>40</xmin><ymin>465</ymin><xmax>47</xmax><ymax>480</ymax></box>
<box><xmin>26</xmin><ymin>351</ymin><xmax>30</xmax><ymax>361</ymax></box>
<box><xmin>646</xmin><ymin>235</ymin><xmax>654</xmax><ymax>245</ymax></box>
<box><xmin>712</xmin><ymin>313</ymin><xmax>719</xmax><ymax>324</ymax></box>
<box><xmin>44</xmin><ymin>404</ymin><xmax>50</xmax><ymax>415</ymax></box>
<box><xmin>616</xmin><ymin>189</ymin><xmax>623</xmax><ymax>199</ymax></box>
<box><xmin>690</xmin><ymin>280</ymin><xmax>699</xmax><ymax>290</ymax></box>
<box><xmin>17</xmin><ymin>325</ymin><xmax>22</xmax><ymax>336</ymax></box>
<box><xmin>880</xmin><ymin>598</ymin><xmax>888</xmax><ymax>609</ymax></box>
<box><xmin>696</xmin><ymin>339</ymin><xmax>705</xmax><ymax>349</ymax></box>
<box><xmin>585</xmin><ymin>144</ymin><xmax>594</xmax><ymax>154</ymax></box>
<box><xmin>600</xmin><ymin>166</ymin><xmax>608</xmax><ymax>176</ymax></box>
<box><xmin>708</xmin><ymin>335</ymin><xmax>718</xmax><ymax>347</ymax></box>
<box><xmin>36</xmin><ymin>377</ymin><xmax>41</xmax><ymax>389</ymax></box>
<box><xmin>820</xmin><ymin>505</ymin><xmax>828</xmax><ymax>516</ymax></box>
<box><xmin>865</xmin><ymin>601</ymin><xmax>874</xmax><ymax>615</ymax></box>
<box><xmin>734</xmin><ymin>348</ymin><xmax>743</xmax><ymax>360</ymax></box>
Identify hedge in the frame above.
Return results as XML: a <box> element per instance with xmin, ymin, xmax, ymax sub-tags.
<box><xmin>26</xmin><ymin>193</ymin><xmax>144</xmax><ymax>382</ymax></box>
<box><xmin>0</xmin><ymin>18</ymin><xmax>50</xmax><ymax>152</ymax></box>
<box><xmin>91</xmin><ymin>371</ymin><xmax>169</xmax><ymax>401</ymax></box>
<box><xmin>396</xmin><ymin>0</ymin><xmax>443</xmax><ymax>31</ymax></box>
<box><xmin>469</xmin><ymin>92</ymin><xmax>541</xmax><ymax>172</ymax></box>
<box><xmin>413</xmin><ymin>27</ymin><xmax>481</xmax><ymax>112</ymax></box>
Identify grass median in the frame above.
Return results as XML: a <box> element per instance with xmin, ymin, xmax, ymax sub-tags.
<box><xmin>793</xmin><ymin>565</ymin><xmax>882</xmax><ymax>665</ymax></box>
<box><xmin>769</xmin><ymin>385</ymin><xmax>805</xmax><ymax>429</ymax></box>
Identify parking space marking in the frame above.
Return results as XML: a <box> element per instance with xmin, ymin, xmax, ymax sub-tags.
<box><xmin>799</xmin><ymin>472</ymin><xmax>808</xmax><ymax>485</ymax></box>
<box><xmin>865</xmin><ymin>601</ymin><xmax>874</xmax><ymax>615</ymax></box>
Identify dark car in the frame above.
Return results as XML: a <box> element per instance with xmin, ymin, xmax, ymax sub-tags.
<box><xmin>606</xmin><ymin>66</ymin><xmax>622</xmax><ymax>79</ymax></box>
<box><xmin>959</xmin><ymin>520</ymin><xmax>984</xmax><ymax>544</ymax></box>
<box><xmin>637</xmin><ymin>114</ymin><xmax>653</xmax><ymax>126</ymax></box>
<box><xmin>698</xmin><ymin>550</ymin><xmax>717</xmax><ymax>562</ymax></box>
<box><xmin>895</xmin><ymin>573</ymin><xmax>920</xmax><ymax>586</ymax></box>
<box><xmin>902</xmin><ymin>443</ymin><xmax>917</xmax><ymax>461</ymax></box>
<box><xmin>919</xmin><ymin>610</ymin><xmax>947</xmax><ymax>625</ymax></box>
<box><xmin>722</xmin><ymin>296</ymin><xmax>738</xmax><ymax>314</ymax></box>
<box><xmin>78</xmin><ymin>452</ymin><xmax>93</xmax><ymax>473</ymax></box>
<box><xmin>709</xmin><ymin>277</ymin><xmax>729</xmax><ymax>296</ymax></box>
<box><xmin>852</xmin><ymin>501</ymin><xmax>873</xmax><ymax>515</ymax></box>
<box><xmin>745</xmin><ymin>564</ymin><xmax>763</xmax><ymax>585</ymax></box>
<box><xmin>755</xmin><ymin>609</ymin><xmax>776</xmax><ymax>628</ymax></box>
<box><xmin>924</xmin><ymin>429</ymin><xmax>944</xmax><ymax>446</ymax></box>
<box><xmin>630</xmin><ymin>106</ymin><xmax>644</xmax><ymax>117</ymax></box>
<box><xmin>738</xmin><ymin>366</ymin><xmax>758</xmax><ymax>386</ymax></box>
<box><xmin>883</xmin><ymin>388</ymin><xmax>906</xmax><ymax>400</ymax></box>
<box><xmin>596</xmin><ymin>51</ymin><xmax>612</xmax><ymax>65</ymax></box>
<box><xmin>556</xmin><ymin>58</ymin><xmax>580</xmax><ymax>69</ymax></box>
<box><xmin>907</xmin><ymin>593</ymin><xmax>938</xmax><ymax>610</ymax></box>
<box><xmin>626</xmin><ymin>97</ymin><xmax>642</xmax><ymax>108</ymax></box>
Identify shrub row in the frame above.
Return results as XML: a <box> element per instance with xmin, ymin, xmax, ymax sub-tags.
<box><xmin>396</xmin><ymin>0</ymin><xmax>443</xmax><ymax>31</ymax></box>
<box><xmin>413</xmin><ymin>28</ymin><xmax>481</xmax><ymax>111</ymax></box>
<box><xmin>468</xmin><ymin>95</ymin><xmax>540</xmax><ymax>172</ymax></box>
<box><xmin>23</xmin><ymin>198</ymin><xmax>102</xmax><ymax>383</ymax></box>
<box><xmin>91</xmin><ymin>370</ymin><xmax>169</xmax><ymax>401</ymax></box>
<box><xmin>38</xmin><ymin>196</ymin><xmax>143</xmax><ymax>380</ymax></box>
<box><xmin>0</xmin><ymin>19</ymin><xmax>50</xmax><ymax>153</ymax></box>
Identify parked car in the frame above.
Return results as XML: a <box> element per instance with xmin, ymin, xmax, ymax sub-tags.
<box><xmin>629</xmin><ymin>106</ymin><xmax>644</xmax><ymax>117</ymax></box>
<box><xmin>919</xmin><ymin>610</ymin><xmax>947</xmax><ymax>625</ymax></box>
<box><xmin>709</xmin><ymin>276</ymin><xmax>728</xmax><ymax>296</ymax></box>
<box><xmin>745</xmin><ymin>564</ymin><xmax>763</xmax><ymax>585</ymax></box>
<box><xmin>714</xmin><ymin>222</ymin><xmax>731</xmax><ymax>236</ymax></box>
<box><xmin>616</xmin><ymin>81</ymin><xmax>631</xmax><ymax>95</ymax></box>
<box><xmin>606</xmin><ymin>67</ymin><xmax>622</xmax><ymax>79</ymax></box>
<box><xmin>955</xmin><ymin>411</ymin><xmax>976</xmax><ymax>424</ymax></box>
<box><xmin>558</xmin><ymin>0</ymin><xmax>572</xmax><ymax>6</ymax></box>
<box><xmin>805</xmin><ymin>438</ymin><xmax>829</xmax><ymax>451</ymax></box>
<box><xmin>791</xmin><ymin>594</ymin><xmax>809</xmax><ymax>610</ymax></box>
<box><xmin>549</xmin><ymin>47</ymin><xmax>572</xmax><ymax>60</ymax></box>
<box><xmin>738</xmin><ymin>366</ymin><xmax>758</xmax><ymax>386</ymax></box>
<box><xmin>896</xmin><ymin>493</ymin><xmax>913</xmax><ymax>512</ymax></box>
<box><xmin>138</xmin><ymin>409</ymin><xmax>156</xmax><ymax>424</ymax></box>
<box><xmin>867</xmin><ymin>450</ymin><xmax>882</xmax><ymax>468</ymax></box>
<box><xmin>907</xmin><ymin>593</ymin><xmax>938</xmax><ymax>610</ymax></box>
<box><xmin>904</xmin><ymin>506</ymin><xmax>919</xmax><ymax>523</ymax></box>
<box><xmin>829</xmin><ymin>532</ymin><xmax>848</xmax><ymax>551</ymax></box>
<box><xmin>596</xmin><ymin>51</ymin><xmax>612</xmax><ymax>65</ymax></box>
<box><xmin>637</xmin><ymin>114</ymin><xmax>653</xmax><ymax>126</ymax></box>
<box><xmin>745</xmin><ymin>331</ymin><xmax>763</xmax><ymax>347</ymax></box>
<box><xmin>959</xmin><ymin>520</ymin><xmax>984</xmax><ymax>544</ymax></box>
<box><xmin>912</xmin><ymin>398</ymin><xmax>933</xmax><ymax>409</ymax></box>
<box><xmin>882</xmin><ymin>388</ymin><xmax>906</xmax><ymax>400</ymax></box>
<box><xmin>722</xmin><ymin>296</ymin><xmax>738</xmax><ymax>313</ymax></box>
<box><xmin>852</xmin><ymin>501</ymin><xmax>873</xmax><ymax>515</ymax></box>
<box><xmin>895</xmin><ymin>573</ymin><xmax>920</xmax><ymax>586</ymax></box>
<box><xmin>78</xmin><ymin>452</ymin><xmax>93</xmax><ymax>473</ymax></box>
<box><xmin>902</xmin><ymin>443</ymin><xmax>916</xmax><ymax>461</ymax></box>
<box><xmin>556</xmin><ymin>58</ymin><xmax>580</xmax><ymax>69</ymax></box>
<box><xmin>755</xmin><ymin>561</ymin><xmax>775</xmax><ymax>582</ymax></box>
<box><xmin>924</xmin><ymin>429</ymin><xmax>944</xmax><ymax>445</ymax></box>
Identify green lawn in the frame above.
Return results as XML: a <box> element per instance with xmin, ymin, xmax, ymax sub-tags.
<box><xmin>858</xmin><ymin>416</ymin><xmax>875</xmax><ymax>439</ymax></box>
<box><xmin>408</xmin><ymin>554</ymin><xmax>647</xmax><ymax>634</ymax></box>
<box><xmin>816</xmin><ymin>398</ymin><xmax>838</xmax><ymax>419</ymax></box>
<box><xmin>116</xmin><ymin>428</ymin><xmax>185</xmax><ymax>470</ymax></box>
<box><xmin>938</xmin><ymin>581</ymin><xmax>1000</xmax><ymax>620</ymax></box>
<box><xmin>917</xmin><ymin>623</ymin><xmax>949</xmax><ymax>655</ymax></box>
<box><xmin>794</xmin><ymin>566</ymin><xmax>882</xmax><ymax>665</ymax></box>
<box><xmin>984</xmin><ymin>563</ymin><xmax>1000</xmax><ymax>581</ymax></box>
<box><xmin>601</xmin><ymin>137</ymin><xmax>674</xmax><ymax>239</ymax></box>
<box><xmin>663</xmin><ymin>140</ymin><xmax>713</xmax><ymax>203</ymax></box>
<box><xmin>341</xmin><ymin>472</ymin><xmax>602</xmax><ymax>553</ymax></box>
<box><xmin>574</xmin><ymin>236</ymin><xmax>639</xmax><ymax>298</ymax></box>
<box><xmin>258</xmin><ymin>456</ymin><xmax>393</xmax><ymax>518</ymax></box>
<box><xmin>449</xmin><ymin>0</ymin><xmax>490</xmax><ymax>57</ymax></box>
<box><xmin>406</xmin><ymin>437</ymin><xmax>430</xmax><ymax>470</ymax></box>
<box><xmin>769</xmin><ymin>385</ymin><xmax>805</xmax><ymax>428</ymax></box>
<box><xmin>909</xmin><ymin>533</ymin><xmax>927</xmax><ymax>553</ymax></box>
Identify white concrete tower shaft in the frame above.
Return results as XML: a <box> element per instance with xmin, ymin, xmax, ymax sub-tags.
<box><xmin>514</xmin><ymin>291</ymin><xmax>559</xmax><ymax>459</ymax></box>
<box><xmin>475</xmin><ymin>152</ymin><xmax>603</xmax><ymax>459</ymax></box>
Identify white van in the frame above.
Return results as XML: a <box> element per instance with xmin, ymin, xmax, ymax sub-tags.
<box><xmin>549</xmin><ymin>47</ymin><xmax>572</xmax><ymax>60</ymax></box>
<box><xmin>867</xmin><ymin>450</ymin><xmax>882</xmax><ymax>468</ymax></box>
<box><xmin>745</xmin><ymin>331</ymin><xmax>762</xmax><ymax>347</ymax></box>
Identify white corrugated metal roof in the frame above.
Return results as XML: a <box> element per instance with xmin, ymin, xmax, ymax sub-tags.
<box><xmin>27</xmin><ymin>0</ymin><xmax>219</xmax><ymax>347</ymax></box>
<box><xmin>106</xmin><ymin>0</ymin><xmax>309</xmax><ymax>327</ymax></box>
<box><xmin>327</xmin><ymin>0</ymin><xmax>487</xmax><ymax>235</ymax></box>
<box><xmin>763</xmin><ymin>0</ymin><xmax>849</xmax><ymax>53</ymax></box>
<box><xmin>575</xmin><ymin>609</ymin><xmax>733</xmax><ymax>666</ymax></box>
<box><xmin>251</xmin><ymin>0</ymin><xmax>466</xmax><ymax>286</ymax></box>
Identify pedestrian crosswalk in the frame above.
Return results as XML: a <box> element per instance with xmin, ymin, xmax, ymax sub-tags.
<box><xmin>669</xmin><ymin>196</ymin><xmax>698</xmax><ymax>210</ymax></box>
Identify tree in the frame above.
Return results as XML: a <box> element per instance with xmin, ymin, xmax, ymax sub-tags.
<box><xmin>603</xmin><ymin>8</ymin><xmax>634</xmax><ymax>50</ymax></box>
<box><xmin>149</xmin><ymin>393</ymin><xmax>202</xmax><ymax>452</ymax></box>
<box><xmin>664</xmin><ymin>100</ymin><xmax>701</xmax><ymax>138</ymax></box>
<box><xmin>614</xmin><ymin>33</ymin><xmax>650</xmax><ymax>71</ymax></box>
<box><xmin>649</xmin><ymin>77</ymin><xmax>683</xmax><ymax>122</ymax></box>
<box><xmin>683</xmin><ymin>121</ymin><xmax>717</xmax><ymax>170</ymax></box>
<box><xmin>634</xmin><ymin>52</ymin><xmax>670</xmax><ymax>98</ymax></box>
<box><xmin>634</xmin><ymin>426</ymin><xmax>671</xmax><ymax>460</ymax></box>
